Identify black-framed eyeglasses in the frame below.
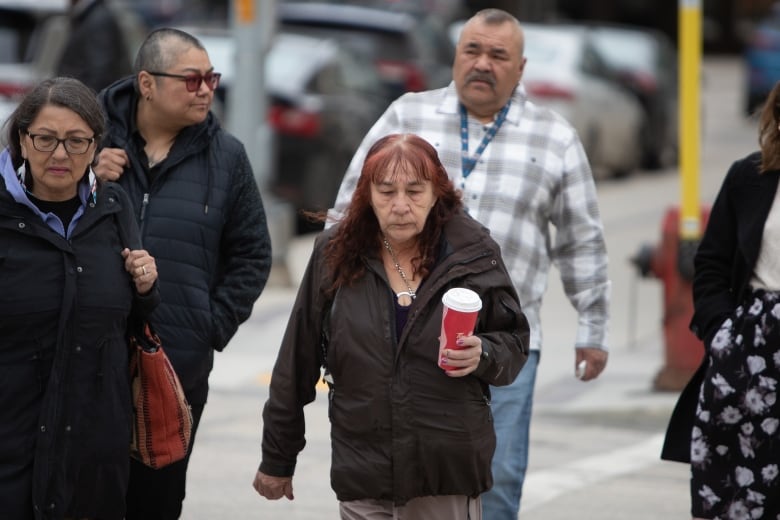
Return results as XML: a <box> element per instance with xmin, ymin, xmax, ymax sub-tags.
<box><xmin>146</xmin><ymin>71</ymin><xmax>221</xmax><ymax>92</ymax></box>
<box><xmin>26</xmin><ymin>132</ymin><xmax>95</xmax><ymax>154</ymax></box>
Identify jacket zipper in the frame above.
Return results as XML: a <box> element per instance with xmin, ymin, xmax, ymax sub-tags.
<box><xmin>139</xmin><ymin>193</ymin><xmax>150</xmax><ymax>222</ymax></box>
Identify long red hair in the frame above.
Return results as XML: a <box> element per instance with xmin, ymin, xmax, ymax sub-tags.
<box><xmin>324</xmin><ymin>133</ymin><xmax>462</xmax><ymax>294</ymax></box>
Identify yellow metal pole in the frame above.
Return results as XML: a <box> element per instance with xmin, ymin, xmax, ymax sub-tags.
<box><xmin>679</xmin><ymin>0</ymin><xmax>702</xmax><ymax>242</ymax></box>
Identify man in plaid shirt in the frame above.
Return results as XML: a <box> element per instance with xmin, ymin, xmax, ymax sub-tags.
<box><xmin>329</xmin><ymin>8</ymin><xmax>610</xmax><ymax>519</ymax></box>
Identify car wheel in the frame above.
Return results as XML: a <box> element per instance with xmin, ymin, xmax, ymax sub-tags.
<box><xmin>641</xmin><ymin>123</ymin><xmax>678</xmax><ymax>171</ymax></box>
<box><xmin>639</xmin><ymin>118</ymin><xmax>662</xmax><ymax>170</ymax></box>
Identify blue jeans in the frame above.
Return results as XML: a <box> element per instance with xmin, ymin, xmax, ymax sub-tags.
<box><xmin>481</xmin><ymin>350</ymin><xmax>539</xmax><ymax>520</ymax></box>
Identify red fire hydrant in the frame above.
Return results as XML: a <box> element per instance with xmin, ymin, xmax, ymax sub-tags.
<box><xmin>631</xmin><ymin>206</ymin><xmax>710</xmax><ymax>392</ymax></box>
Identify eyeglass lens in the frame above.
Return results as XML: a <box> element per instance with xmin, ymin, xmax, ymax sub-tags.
<box><xmin>184</xmin><ymin>72</ymin><xmax>220</xmax><ymax>92</ymax></box>
<box><xmin>28</xmin><ymin>133</ymin><xmax>92</xmax><ymax>154</ymax></box>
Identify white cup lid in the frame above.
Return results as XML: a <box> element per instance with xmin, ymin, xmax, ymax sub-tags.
<box><xmin>442</xmin><ymin>287</ymin><xmax>482</xmax><ymax>312</ymax></box>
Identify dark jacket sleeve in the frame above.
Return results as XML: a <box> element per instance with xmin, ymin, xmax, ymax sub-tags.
<box><xmin>211</xmin><ymin>145</ymin><xmax>272</xmax><ymax>351</ymax></box>
<box><xmin>689</xmin><ymin>160</ymin><xmax>741</xmax><ymax>343</ymax></box>
<box><xmin>689</xmin><ymin>154</ymin><xmax>779</xmax><ymax>343</ymax></box>
<box><xmin>471</xmin><ymin>257</ymin><xmax>530</xmax><ymax>386</ymax></box>
<box><xmin>259</xmin><ymin>233</ymin><xmax>329</xmax><ymax>477</ymax></box>
<box><xmin>112</xmin><ymin>182</ymin><xmax>160</xmax><ymax>317</ymax></box>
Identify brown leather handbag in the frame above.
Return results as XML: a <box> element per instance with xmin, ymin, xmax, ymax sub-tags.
<box><xmin>128</xmin><ymin>320</ymin><xmax>193</xmax><ymax>469</ymax></box>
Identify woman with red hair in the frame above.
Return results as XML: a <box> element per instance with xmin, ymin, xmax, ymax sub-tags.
<box><xmin>253</xmin><ymin>133</ymin><xmax>529</xmax><ymax>519</ymax></box>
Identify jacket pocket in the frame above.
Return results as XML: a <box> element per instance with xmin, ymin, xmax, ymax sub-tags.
<box><xmin>414</xmin><ymin>396</ymin><xmax>495</xmax><ymax>494</ymax></box>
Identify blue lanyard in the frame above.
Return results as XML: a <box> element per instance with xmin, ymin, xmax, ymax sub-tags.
<box><xmin>459</xmin><ymin>101</ymin><xmax>510</xmax><ymax>178</ymax></box>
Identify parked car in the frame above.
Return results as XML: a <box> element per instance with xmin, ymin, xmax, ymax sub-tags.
<box><xmin>589</xmin><ymin>24</ymin><xmax>679</xmax><ymax>169</ymax></box>
<box><xmin>0</xmin><ymin>0</ymin><xmax>144</xmax><ymax>126</ymax></box>
<box><xmin>744</xmin><ymin>2</ymin><xmax>780</xmax><ymax>115</ymax></box>
<box><xmin>521</xmin><ymin>23</ymin><xmax>644</xmax><ymax>179</ymax></box>
<box><xmin>278</xmin><ymin>2</ymin><xmax>455</xmax><ymax>106</ymax></box>
<box><xmin>183</xmin><ymin>27</ymin><xmax>390</xmax><ymax>233</ymax></box>
<box><xmin>0</xmin><ymin>0</ymin><xmax>66</xmax><ymax>124</ymax></box>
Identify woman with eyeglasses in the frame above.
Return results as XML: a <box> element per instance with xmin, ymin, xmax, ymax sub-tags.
<box><xmin>662</xmin><ymin>81</ymin><xmax>780</xmax><ymax>518</ymax></box>
<box><xmin>253</xmin><ymin>133</ymin><xmax>529</xmax><ymax>519</ymax></box>
<box><xmin>93</xmin><ymin>27</ymin><xmax>272</xmax><ymax>520</ymax></box>
<box><xmin>0</xmin><ymin>76</ymin><xmax>159</xmax><ymax>519</ymax></box>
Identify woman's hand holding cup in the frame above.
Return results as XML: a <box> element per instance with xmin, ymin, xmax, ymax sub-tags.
<box><xmin>439</xmin><ymin>288</ymin><xmax>483</xmax><ymax>376</ymax></box>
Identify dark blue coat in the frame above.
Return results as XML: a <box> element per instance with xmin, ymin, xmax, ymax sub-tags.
<box><xmin>0</xmin><ymin>159</ymin><xmax>158</xmax><ymax>519</ymax></box>
<box><xmin>99</xmin><ymin>77</ymin><xmax>272</xmax><ymax>404</ymax></box>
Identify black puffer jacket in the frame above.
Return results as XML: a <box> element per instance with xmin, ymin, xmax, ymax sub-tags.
<box><xmin>261</xmin><ymin>212</ymin><xmax>529</xmax><ymax>504</ymax></box>
<box><xmin>0</xmin><ymin>151</ymin><xmax>159</xmax><ymax>519</ymax></box>
<box><xmin>99</xmin><ymin>77</ymin><xmax>272</xmax><ymax>404</ymax></box>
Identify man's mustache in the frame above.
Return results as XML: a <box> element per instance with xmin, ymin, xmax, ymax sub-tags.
<box><xmin>465</xmin><ymin>72</ymin><xmax>496</xmax><ymax>88</ymax></box>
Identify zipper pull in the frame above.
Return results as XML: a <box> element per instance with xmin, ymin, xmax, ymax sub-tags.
<box><xmin>140</xmin><ymin>193</ymin><xmax>150</xmax><ymax>221</ymax></box>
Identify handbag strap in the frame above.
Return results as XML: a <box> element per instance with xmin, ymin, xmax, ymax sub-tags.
<box><xmin>112</xmin><ymin>196</ymin><xmax>143</xmax><ymax>251</ymax></box>
<box><xmin>111</xmin><ymin>192</ymin><xmax>155</xmax><ymax>349</ymax></box>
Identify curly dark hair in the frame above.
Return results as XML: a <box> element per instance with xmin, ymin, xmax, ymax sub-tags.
<box><xmin>324</xmin><ymin>133</ymin><xmax>463</xmax><ymax>294</ymax></box>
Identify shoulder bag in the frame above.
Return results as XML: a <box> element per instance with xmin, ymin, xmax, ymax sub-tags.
<box><xmin>128</xmin><ymin>317</ymin><xmax>193</xmax><ymax>469</ymax></box>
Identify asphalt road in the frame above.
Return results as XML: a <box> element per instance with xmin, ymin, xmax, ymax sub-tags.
<box><xmin>179</xmin><ymin>56</ymin><xmax>757</xmax><ymax>520</ymax></box>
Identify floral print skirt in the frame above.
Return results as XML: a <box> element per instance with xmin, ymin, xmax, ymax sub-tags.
<box><xmin>691</xmin><ymin>289</ymin><xmax>780</xmax><ymax>519</ymax></box>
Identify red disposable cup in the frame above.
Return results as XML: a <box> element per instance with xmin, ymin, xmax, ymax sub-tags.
<box><xmin>439</xmin><ymin>288</ymin><xmax>482</xmax><ymax>371</ymax></box>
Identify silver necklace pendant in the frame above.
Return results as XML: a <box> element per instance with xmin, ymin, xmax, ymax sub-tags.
<box><xmin>382</xmin><ymin>237</ymin><xmax>416</xmax><ymax>306</ymax></box>
<box><xmin>396</xmin><ymin>291</ymin><xmax>415</xmax><ymax>307</ymax></box>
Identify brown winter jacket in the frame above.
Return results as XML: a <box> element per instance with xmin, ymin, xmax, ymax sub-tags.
<box><xmin>260</xmin><ymin>211</ymin><xmax>529</xmax><ymax>504</ymax></box>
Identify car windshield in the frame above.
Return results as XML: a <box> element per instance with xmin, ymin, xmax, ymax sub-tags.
<box><xmin>591</xmin><ymin>31</ymin><xmax>655</xmax><ymax>73</ymax></box>
<box><xmin>523</xmin><ymin>27</ymin><xmax>578</xmax><ymax>70</ymax></box>
<box><xmin>282</xmin><ymin>25</ymin><xmax>413</xmax><ymax>62</ymax></box>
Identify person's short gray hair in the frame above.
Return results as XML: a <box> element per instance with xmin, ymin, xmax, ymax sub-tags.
<box><xmin>471</xmin><ymin>8</ymin><xmax>521</xmax><ymax>29</ymax></box>
<box><xmin>463</xmin><ymin>8</ymin><xmax>523</xmax><ymax>54</ymax></box>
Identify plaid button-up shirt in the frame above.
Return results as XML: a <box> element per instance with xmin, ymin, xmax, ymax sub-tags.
<box><xmin>331</xmin><ymin>82</ymin><xmax>610</xmax><ymax>352</ymax></box>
